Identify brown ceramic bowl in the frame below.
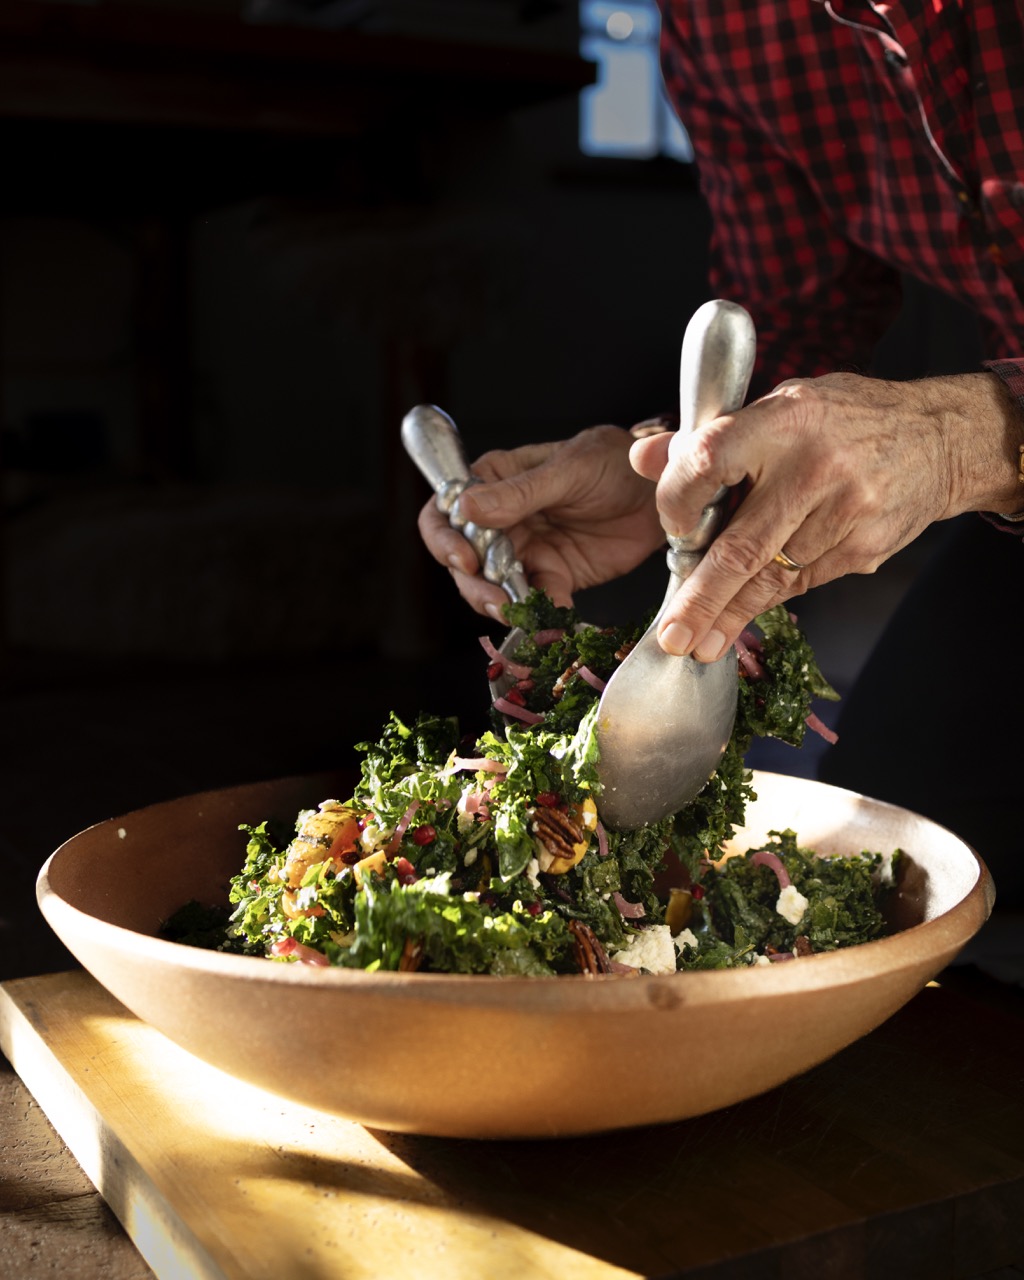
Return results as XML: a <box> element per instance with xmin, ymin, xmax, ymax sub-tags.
<box><xmin>37</xmin><ymin>770</ymin><xmax>993</xmax><ymax>1139</ymax></box>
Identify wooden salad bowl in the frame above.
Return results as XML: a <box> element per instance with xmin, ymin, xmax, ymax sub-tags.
<box><xmin>36</xmin><ymin>770</ymin><xmax>994</xmax><ymax>1139</ymax></box>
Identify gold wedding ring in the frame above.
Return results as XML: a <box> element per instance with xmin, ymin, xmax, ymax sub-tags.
<box><xmin>772</xmin><ymin>549</ymin><xmax>805</xmax><ymax>572</ymax></box>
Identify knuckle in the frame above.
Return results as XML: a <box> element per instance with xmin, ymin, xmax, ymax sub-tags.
<box><xmin>686</xmin><ymin>433</ymin><xmax>720</xmax><ymax>482</ymax></box>
<box><xmin>706</xmin><ymin>529</ymin><xmax>766</xmax><ymax>578</ymax></box>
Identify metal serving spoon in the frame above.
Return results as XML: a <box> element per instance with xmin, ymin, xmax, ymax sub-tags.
<box><xmin>400</xmin><ymin>404</ymin><xmax>531</xmax><ymax>705</ymax></box>
<box><xmin>593</xmin><ymin>299</ymin><xmax>756</xmax><ymax>829</ymax></box>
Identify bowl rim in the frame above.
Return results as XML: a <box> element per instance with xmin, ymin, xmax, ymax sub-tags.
<box><xmin>36</xmin><ymin>769</ymin><xmax>995</xmax><ymax>1012</ymax></box>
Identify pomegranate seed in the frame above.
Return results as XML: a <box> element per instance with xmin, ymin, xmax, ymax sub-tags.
<box><xmin>394</xmin><ymin>856</ymin><xmax>418</xmax><ymax>885</ymax></box>
<box><xmin>412</xmin><ymin>824</ymin><xmax>437</xmax><ymax>845</ymax></box>
<box><xmin>504</xmin><ymin>686</ymin><xmax>526</xmax><ymax>706</ymax></box>
<box><xmin>691</xmin><ymin>884</ymin><xmax>705</xmax><ymax>900</ymax></box>
<box><xmin>535</xmin><ymin>791</ymin><xmax>559</xmax><ymax>808</ymax></box>
<box><xmin>340</xmin><ymin>849</ymin><xmax>361</xmax><ymax>866</ymax></box>
<box><xmin>526</xmin><ymin>900</ymin><xmax>543</xmax><ymax>916</ymax></box>
<box><xmin>486</xmin><ymin>661</ymin><xmax>504</xmax><ymax>681</ymax></box>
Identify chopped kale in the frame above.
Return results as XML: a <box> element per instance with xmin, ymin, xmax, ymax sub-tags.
<box><xmin>168</xmin><ymin>589</ymin><xmax>896</xmax><ymax>975</ymax></box>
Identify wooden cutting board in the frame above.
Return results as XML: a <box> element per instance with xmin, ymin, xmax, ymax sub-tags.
<box><xmin>2</xmin><ymin>969</ymin><xmax>1023</xmax><ymax>1280</ymax></box>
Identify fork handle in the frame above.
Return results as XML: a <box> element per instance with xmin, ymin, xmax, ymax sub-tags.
<box><xmin>401</xmin><ymin>404</ymin><xmax>530</xmax><ymax>604</ymax></box>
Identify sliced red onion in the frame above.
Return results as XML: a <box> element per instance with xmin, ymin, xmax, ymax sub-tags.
<box><xmin>734</xmin><ymin>634</ymin><xmax>766</xmax><ymax>680</ymax></box>
<box><xmin>386</xmin><ymin>800</ymin><xmax>420</xmax><ymax>853</ymax></box>
<box><xmin>577</xmin><ymin>665</ymin><xmax>606</xmax><ymax>692</ymax></box>
<box><xmin>805</xmin><ymin>712</ymin><xmax>838</xmax><ymax>744</ymax></box>
<box><xmin>493</xmin><ymin>697</ymin><xmax>545</xmax><ymax>725</ymax></box>
<box><xmin>767</xmin><ymin>949</ymin><xmax>796</xmax><ymax>963</ymax></box>
<box><xmin>613</xmin><ymin>891</ymin><xmax>646</xmax><ymax>919</ymax></box>
<box><xmin>595</xmin><ymin>820</ymin><xmax>610</xmax><ymax>859</ymax></box>
<box><xmin>532</xmin><ymin>628</ymin><xmax>566</xmax><ymax>645</ymax></box>
<box><xmin>751</xmin><ymin>848</ymin><xmax>791</xmax><ymax>889</ymax></box>
<box><xmin>478</xmin><ymin>635</ymin><xmax>531</xmax><ymax>679</ymax></box>
<box><xmin>449</xmin><ymin>755</ymin><xmax>506</xmax><ymax>774</ymax></box>
<box><xmin>459</xmin><ymin>788</ymin><xmax>491</xmax><ymax>819</ymax></box>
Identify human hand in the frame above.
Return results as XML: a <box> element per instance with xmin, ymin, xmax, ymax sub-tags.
<box><xmin>417</xmin><ymin>424</ymin><xmax>666</xmax><ymax>619</ymax></box>
<box><xmin>630</xmin><ymin>371</ymin><xmax>1024</xmax><ymax>661</ymax></box>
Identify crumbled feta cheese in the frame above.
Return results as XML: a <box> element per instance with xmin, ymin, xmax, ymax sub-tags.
<box><xmin>534</xmin><ymin>843</ymin><xmax>554</xmax><ymax>874</ymax></box>
<box><xmin>776</xmin><ymin>884</ymin><xmax>808</xmax><ymax>926</ymax></box>
<box><xmin>610</xmin><ymin>925</ymin><xmax>677</xmax><ymax>975</ymax></box>
<box><xmin>754</xmin><ymin>953</ymin><xmax>772</xmax><ymax>966</ymax></box>
<box><xmin>360</xmin><ymin>823</ymin><xmax>389</xmax><ymax>854</ymax></box>
<box><xmin>463</xmin><ymin>847</ymin><xmax>478</xmax><ymax>867</ymax></box>
<box><xmin>524</xmin><ymin>858</ymin><xmax>541</xmax><ymax>889</ymax></box>
<box><xmin>117</xmin><ymin>827</ymin><xmax>127</xmax><ymax>840</ymax></box>
<box><xmin>673</xmin><ymin>928</ymin><xmax>699</xmax><ymax>953</ymax></box>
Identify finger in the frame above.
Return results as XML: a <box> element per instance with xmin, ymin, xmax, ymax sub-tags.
<box><xmin>448</xmin><ymin>564</ymin><xmax>515</xmax><ymax>620</ymax></box>
<box><xmin>688</xmin><ymin>570</ymin><xmax>809</xmax><ymax>662</ymax></box>
<box><xmin>417</xmin><ymin>498</ymin><xmax>481</xmax><ymax>577</ymax></box>
<box><xmin>657</xmin><ymin>554</ymin><xmax>809</xmax><ymax>661</ymax></box>
<box><xmin>458</xmin><ymin>452</ymin><xmax>570</xmax><ymax>529</ymax></box>
<box><xmin>655</xmin><ymin>500</ymin><xmax>814</xmax><ymax>657</ymax></box>
<box><xmin>473</xmin><ymin>442</ymin><xmax>555</xmax><ymax>484</ymax></box>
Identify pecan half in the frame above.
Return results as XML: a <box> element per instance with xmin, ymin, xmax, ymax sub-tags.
<box><xmin>551</xmin><ymin>659</ymin><xmax>582</xmax><ymax>702</ymax></box>
<box><xmin>531</xmin><ymin>804</ymin><xmax>586</xmax><ymax>874</ymax></box>
<box><xmin>568</xmin><ymin>919</ymin><xmax>612</xmax><ymax>975</ymax></box>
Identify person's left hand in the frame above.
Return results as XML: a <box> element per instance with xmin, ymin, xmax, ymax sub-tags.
<box><xmin>629</xmin><ymin>370</ymin><xmax>1024</xmax><ymax>661</ymax></box>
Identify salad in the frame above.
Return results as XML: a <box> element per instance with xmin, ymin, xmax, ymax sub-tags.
<box><xmin>164</xmin><ymin>595</ymin><xmax>898</xmax><ymax>975</ymax></box>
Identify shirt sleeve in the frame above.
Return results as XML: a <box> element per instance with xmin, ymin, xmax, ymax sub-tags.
<box><xmin>659</xmin><ymin>6</ymin><xmax>903</xmax><ymax>399</ymax></box>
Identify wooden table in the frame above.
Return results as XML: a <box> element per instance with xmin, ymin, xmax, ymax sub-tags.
<box><xmin>2</xmin><ymin>967</ymin><xmax>1023</xmax><ymax>1279</ymax></box>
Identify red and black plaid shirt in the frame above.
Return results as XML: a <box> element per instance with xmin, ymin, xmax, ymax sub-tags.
<box><xmin>658</xmin><ymin>0</ymin><xmax>1024</xmax><ymax>419</ymax></box>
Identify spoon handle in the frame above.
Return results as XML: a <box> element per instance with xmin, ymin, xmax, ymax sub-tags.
<box><xmin>401</xmin><ymin>404</ymin><xmax>530</xmax><ymax>604</ymax></box>
<box><xmin>668</xmin><ymin>300</ymin><xmax>756</xmax><ymax>569</ymax></box>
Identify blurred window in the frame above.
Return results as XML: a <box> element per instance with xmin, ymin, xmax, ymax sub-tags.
<box><xmin>579</xmin><ymin>1</ymin><xmax>693</xmax><ymax>161</ymax></box>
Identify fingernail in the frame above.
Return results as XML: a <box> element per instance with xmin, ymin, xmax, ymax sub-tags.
<box><xmin>659</xmin><ymin>623</ymin><xmax>693</xmax><ymax>655</ymax></box>
<box><xmin>694</xmin><ymin>630</ymin><xmax>727</xmax><ymax>663</ymax></box>
<box><xmin>485</xmin><ymin>602</ymin><xmax>506</xmax><ymax>622</ymax></box>
<box><xmin>448</xmin><ymin>553</ymin><xmax>466</xmax><ymax>573</ymax></box>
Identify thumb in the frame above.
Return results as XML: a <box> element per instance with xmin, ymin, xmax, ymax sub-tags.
<box><xmin>629</xmin><ymin>432</ymin><xmax>673</xmax><ymax>481</ymax></box>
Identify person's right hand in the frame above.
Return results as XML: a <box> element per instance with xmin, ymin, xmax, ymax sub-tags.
<box><xmin>417</xmin><ymin>424</ymin><xmax>666</xmax><ymax>619</ymax></box>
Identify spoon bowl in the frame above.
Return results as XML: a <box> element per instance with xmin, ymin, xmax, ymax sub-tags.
<box><xmin>594</xmin><ymin>300</ymin><xmax>756</xmax><ymax>830</ymax></box>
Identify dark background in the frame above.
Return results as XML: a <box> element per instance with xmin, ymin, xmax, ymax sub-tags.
<box><xmin>0</xmin><ymin>0</ymin><xmax>982</xmax><ymax>980</ymax></box>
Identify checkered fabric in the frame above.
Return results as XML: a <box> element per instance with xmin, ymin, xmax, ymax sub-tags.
<box><xmin>658</xmin><ymin>0</ymin><xmax>1024</xmax><ymax>407</ymax></box>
